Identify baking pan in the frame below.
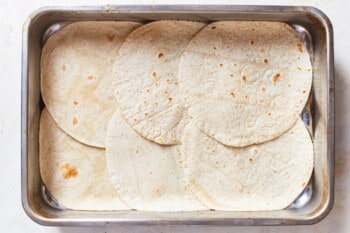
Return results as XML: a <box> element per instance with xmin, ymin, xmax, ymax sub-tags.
<box><xmin>21</xmin><ymin>5</ymin><xmax>334</xmax><ymax>226</ymax></box>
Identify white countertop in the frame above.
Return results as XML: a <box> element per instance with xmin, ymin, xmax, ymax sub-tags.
<box><xmin>1</xmin><ymin>0</ymin><xmax>348</xmax><ymax>232</ymax></box>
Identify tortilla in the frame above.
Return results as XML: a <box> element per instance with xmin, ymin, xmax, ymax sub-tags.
<box><xmin>41</xmin><ymin>21</ymin><xmax>142</xmax><ymax>148</ymax></box>
<box><xmin>178</xmin><ymin>21</ymin><xmax>312</xmax><ymax>147</ymax></box>
<box><xmin>113</xmin><ymin>20</ymin><xmax>206</xmax><ymax>145</ymax></box>
<box><xmin>181</xmin><ymin>119</ymin><xmax>314</xmax><ymax>211</ymax></box>
<box><xmin>39</xmin><ymin>109</ymin><xmax>129</xmax><ymax>210</ymax></box>
<box><xmin>105</xmin><ymin>111</ymin><xmax>208</xmax><ymax>211</ymax></box>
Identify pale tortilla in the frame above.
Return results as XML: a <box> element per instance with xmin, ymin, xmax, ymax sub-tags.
<box><xmin>41</xmin><ymin>21</ymin><xmax>142</xmax><ymax>148</ymax></box>
<box><xmin>113</xmin><ymin>20</ymin><xmax>206</xmax><ymax>145</ymax></box>
<box><xmin>178</xmin><ymin>21</ymin><xmax>312</xmax><ymax>147</ymax></box>
<box><xmin>106</xmin><ymin>111</ymin><xmax>208</xmax><ymax>211</ymax></box>
<box><xmin>181</xmin><ymin>119</ymin><xmax>314</xmax><ymax>211</ymax></box>
<box><xmin>39</xmin><ymin>109</ymin><xmax>129</xmax><ymax>210</ymax></box>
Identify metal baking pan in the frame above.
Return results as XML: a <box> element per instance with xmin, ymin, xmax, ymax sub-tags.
<box><xmin>21</xmin><ymin>5</ymin><xmax>334</xmax><ymax>226</ymax></box>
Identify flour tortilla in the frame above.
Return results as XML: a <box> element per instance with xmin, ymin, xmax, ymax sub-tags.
<box><xmin>39</xmin><ymin>109</ymin><xmax>129</xmax><ymax>210</ymax></box>
<box><xmin>181</xmin><ymin>119</ymin><xmax>314</xmax><ymax>211</ymax></box>
<box><xmin>41</xmin><ymin>21</ymin><xmax>142</xmax><ymax>148</ymax></box>
<box><xmin>106</xmin><ymin>111</ymin><xmax>207</xmax><ymax>211</ymax></box>
<box><xmin>178</xmin><ymin>21</ymin><xmax>312</xmax><ymax>147</ymax></box>
<box><xmin>113</xmin><ymin>20</ymin><xmax>206</xmax><ymax>145</ymax></box>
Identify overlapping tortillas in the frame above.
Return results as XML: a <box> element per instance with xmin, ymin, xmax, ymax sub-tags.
<box><xmin>106</xmin><ymin>111</ymin><xmax>208</xmax><ymax>211</ymax></box>
<box><xmin>113</xmin><ymin>20</ymin><xmax>206</xmax><ymax>145</ymax></box>
<box><xmin>178</xmin><ymin>21</ymin><xmax>312</xmax><ymax>147</ymax></box>
<box><xmin>41</xmin><ymin>21</ymin><xmax>142</xmax><ymax>148</ymax></box>
<box><xmin>39</xmin><ymin>109</ymin><xmax>129</xmax><ymax>210</ymax></box>
<box><xmin>181</xmin><ymin>119</ymin><xmax>313</xmax><ymax>211</ymax></box>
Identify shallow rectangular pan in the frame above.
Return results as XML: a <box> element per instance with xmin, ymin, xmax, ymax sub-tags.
<box><xmin>21</xmin><ymin>5</ymin><xmax>334</xmax><ymax>226</ymax></box>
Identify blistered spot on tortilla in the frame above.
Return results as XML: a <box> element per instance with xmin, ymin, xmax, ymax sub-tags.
<box><xmin>61</xmin><ymin>163</ymin><xmax>78</xmax><ymax>179</ymax></box>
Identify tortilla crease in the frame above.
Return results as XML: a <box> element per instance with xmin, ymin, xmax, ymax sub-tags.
<box><xmin>41</xmin><ymin>21</ymin><xmax>142</xmax><ymax>148</ymax></box>
<box><xmin>181</xmin><ymin>119</ymin><xmax>314</xmax><ymax>211</ymax></box>
<box><xmin>113</xmin><ymin>20</ymin><xmax>206</xmax><ymax>145</ymax></box>
<box><xmin>178</xmin><ymin>21</ymin><xmax>312</xmax><ymax>147</ymax></box>
<box><xmin>106</xmin><ymin>111</ymin><xmax>208</xmax><ymax>211</ymax></box>
<box><xmin>39</xmin><ymin>109</ymin><xmax>129</xmax><ymax>210</ymax></box>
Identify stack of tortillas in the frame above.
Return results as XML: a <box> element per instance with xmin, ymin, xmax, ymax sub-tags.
<box><xmin>40</xmin><ymin>20</ymin><xmax>313</xmax><ymax>211</ymax></box>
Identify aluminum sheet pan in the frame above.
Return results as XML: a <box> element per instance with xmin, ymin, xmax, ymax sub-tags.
<box><xmin>21</xmin><ymin>5</ymin><xmax>334</xmax><ymax>226</ymax></box>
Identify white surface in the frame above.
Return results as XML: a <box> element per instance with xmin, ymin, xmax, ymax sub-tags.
<box><xmin>0</xmin><ymin>0</ymin><xmax>348</xmax><ymax>232</ymax></box>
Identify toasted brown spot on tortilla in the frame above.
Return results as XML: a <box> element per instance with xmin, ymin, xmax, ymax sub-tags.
<box><xmin>211</xmin><ymin>26</ymin><xmax>217</xmax><ymax>30</ymax></box>
<box><xmin>250</xmin><ymin>40</ymin><xmax>254</xmax><ymax>45</ymax></box>
<box><xmin>72</xmin><ymin>117</ymin><xmax>78</xmax><ymax>125</ymax></box>
<box><xmin>158</xmin><ymin>52</ymin><xmax>164</xmax><ymax>58</ymax></box>
<box><xmin>301</xmin><ymin>182</ymin><xmax>306</xmax><ymax>187</ymax></box>
<box><xmin>213</xmin><ymin>46</ymin><xmax>217</xmax><ymax>50</ymax></box>
<box><xmin>62</xmin><ymin>65</ymin><xmax>66</xmax><ymax>71</ymax></box>
<box><xmin>297</xmin><ymin>43</ymin><xmax>303</xmax><ymax>52</ymax></box>
<box><xmin>230</xmin><ymin>73</ymin><xmax>234</xmax><ymax>77</ymax></box>
<box><xmin>263</xmin><ymin>59</ymin><xmax>269</xmax><ymax>64</ymax></box>
<box><xmin>242</xmin><ymin>75</ymin><xmax>247</xmax><ymax>81</ymax></box>
<box><xmin>230</xmin><ymin>92</ymin><xmax>235</xmax><ymax>97</ymax></box>
<box><xmin>168</xmin><ymin>97</ymin><xmax>173</xmax><ymax>102</ymax></box>
<box><xmin>262</xmin><ymin>87</ymin><xmax>266</xmax><ymax>92</ymax></box>
<box><xmin>297</xmin><ymin>67</ymin><xmax>302</xmax><ymax>71</ymax></box>
<box><xmin>249</xmin><ymin>158</ymin><xmax>253</xmax><ymax>162</ymax></box>
<box><xmin>61</xmin><ymin>163</ymin><xmax>78</xmax><ymax>179</ymax></box>
<box><xmin>272</xmin><ymin>73</ymin><xmax>280</xmax><ymax>83</ymax></box>
<box><xmin>152</xmin><ymin>72</ymin><xmax>157</xmax><ymax>78</ymax></box>
<box><xmin>219</xmin><ymin>63</ymin><xmax>223</xmax><ymax>67</ymax></box>
<box><xmin>260</xmin><ymin>48</ymin><xmax>265</xmax><ymax>52</ymax></box>
<box><xmin>73</xmin><ymin>101</ymin><xmax>78</xmax><ymax>106</ymax></box>
<box><xmin>88</xmin><ymin>75</ymin><xmax>94</xmax><ymax>80</ymax></box>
